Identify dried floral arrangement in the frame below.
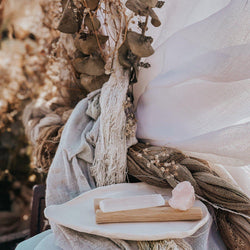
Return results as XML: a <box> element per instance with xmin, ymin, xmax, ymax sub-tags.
<box><xmin>56</xmin><ymin>0</ymin><xmax>166</xmax><ymax>138</ymax></box>
<box><xmin>1</xmin><ymin>0</ymin><xmax>249</xmax><ymax>249</ymax></box>
<box><xmin>44</xmin><ymin>1</ymin><xmax>250</xmax><ymax>249</ymax></box>
<box><xmin>25</xmin><ymin>0</ymin><xmax>166</xmax><ymax>177</ymax></box>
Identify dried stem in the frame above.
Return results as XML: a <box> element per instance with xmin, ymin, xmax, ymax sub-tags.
<box><xmin>142</xmin><ymin>15</ymin><xmax>149</xmax><ymax>36</ymax></box>
<box><xmin>82</xmin><ymin>0</ymin><xmax>105</xmax><ymax>59</ymax></box>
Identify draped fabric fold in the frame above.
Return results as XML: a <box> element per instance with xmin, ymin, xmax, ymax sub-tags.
<box><xmin>45</xmin><ymin>90</ymin><xmax>138</xmax><ymax>250</ymax></box>
<box><xmin>134</xmin><ymin>0</ymin><xmax>250</xmax><ymax>195</ymax></box>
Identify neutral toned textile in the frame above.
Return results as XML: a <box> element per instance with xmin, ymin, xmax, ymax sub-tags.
<box><xmin>16</xmin><ymin>230</ymin><xmax>55</xmax><ymax>250</ymax></box>
<box><xmin>42</xmin><ymin>90</ymin><xmax>225</xmax><ymax>250</ymax></box>
<box><xmin>45</xmin><ymin>90</ymin><xmax>139</xmax><ymax>250</ymax></box>
<box><xmin>127</xmin><ymin>143</ymin><xmax>250</xmax><ymax>249</ymax></box>
<box><xmin>135</xmin><ymin>0</ymin><xmax>250</xmax><ymax>174</ymax></box>
<box><xmin>17</xmin><ymin>90</ymin><xmax>224</xmax><ymax>250</ymax></box>
<box><xmin>133</xmin><ymin>0</ymin><xmax>250</xmax><ymax>197</ymax></box>
<box><xmin>91</xmin><ymin>60</ymin><xmax>130</xmax><ymax>187</ymax></box>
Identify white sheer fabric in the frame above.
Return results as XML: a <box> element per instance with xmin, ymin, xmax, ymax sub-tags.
<box><xmin>134</xmin><ymin>0</ymin><xmax>250</xmax><ymax>195</ymax></box>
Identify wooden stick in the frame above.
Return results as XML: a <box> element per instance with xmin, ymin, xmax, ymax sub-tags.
<box><xmin>95</xmin><ymin>206</ymin><xmax>203</xmax><ymax>224</ymax></box>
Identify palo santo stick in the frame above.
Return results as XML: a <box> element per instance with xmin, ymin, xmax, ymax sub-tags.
<box><xmin>96</xmin><ymin>206</ymin><xmax>202</xmax><ymax>224</ymax></box>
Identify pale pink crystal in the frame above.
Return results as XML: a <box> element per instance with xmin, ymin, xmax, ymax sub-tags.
<box><xmin>168</xmin><ymin>181</ymin><xmax>195</xmax><ymax>211</ymax></box>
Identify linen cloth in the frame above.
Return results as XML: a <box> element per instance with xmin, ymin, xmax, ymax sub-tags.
<box><xmin>17</xmin><ymin>90</ymin><xmax>224</xmax><ymax>250</ymax></box>
<box><xmin>134</xmin><ymin>0</ymin><xmax>250</xmax><ymax>196</ymax></box>
<box><xmin>44</xmin><ymin>90</ymin><xmax>138</xmax><ymax>250</ymax></box>
<box><xmin>44</xmin><ymin>90</ymin><xmax>222</xmax><ymax>250</ymax></box>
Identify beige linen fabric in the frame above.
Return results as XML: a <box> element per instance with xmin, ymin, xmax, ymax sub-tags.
<box><xmin>42</xmin><ymin>90</ymin><xmax>223</xmax><ymax>250</ymax></box>
<box><xmin>45</xmin><ymin>90</ymin><xmax>139</xmax><ymax>250</ymax></box>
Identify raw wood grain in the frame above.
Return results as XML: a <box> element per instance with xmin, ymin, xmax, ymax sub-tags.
<box><xmin>95</xmin><ymin>202</ymin><xmax>202</xmax><ymax>224</ymax></box>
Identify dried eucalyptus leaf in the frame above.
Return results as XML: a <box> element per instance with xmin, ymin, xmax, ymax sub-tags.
<box><xmin>127</xmin><ymin>31</ymin><xmax>154</xmax><ymax>57</ymax></box>
<box><xmin>74</xmin><ymin>49</ymin><xmax>86</xmax><ymax>59</ymax></box>
<box><xmin>74</xmin><ymin>34</ymin><xmax>108</xmax><ymax>55</ymax></box>
<box><xmin>84</xmin><ymin>0</ymin><xmax>99</xmax><ymax>10</ymax></box>
<box><xmin>80</xmin><ymin>74</ymin><xmax>110</xmax><ymax>92</ymax></box>
<box><xmin>58</xmin><ymin>0</ymin><xmax>81</xmax><ymax>34</ymax></box>
<box><xmin>118</xmin><ymin>42</ymin><xmax>131</xmax><ymax>68</ymax></box>
<box><xmin>125</xmin><ymin>0</ymin><xmax>149</xmax><ymax>16</ymax></box>
<box><xmin>140</xmin><ymin>0</ymin><xmax>158</xmax><ymax>8</ymax></box>
<box><xmin>84</xmin><ymin>14</ymin><xmax>101</xmax><ymax>31</ymax></box>
<box><xmin>149</xmin><ymin>9</ymin><xmax>161</xmax><ymax>27</ymax></box>
<box><xmin>73</xmin><ymin>56</ymin><xmax>105</xmax><ymax>76</ymax></box>
<box><xmin>80</xmin><ymin>73</ymin><xmax>93</xmax><ymax>89</ymax></box>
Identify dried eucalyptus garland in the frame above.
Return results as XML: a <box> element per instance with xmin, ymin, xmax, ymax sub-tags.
<box><xmin>57</xmin><ymin>0</ymin><xmax>165</xmax><ymax>91</ymax></box>
<box><xmin>55</xmin><ymin>0</ymin><xmax>166</xmax><ymax>187</ymax></box>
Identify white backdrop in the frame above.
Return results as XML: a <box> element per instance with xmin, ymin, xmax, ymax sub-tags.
<box><xmin>134</xmin><ymin>0</ymin><xmax>250</xmax><ymax>196</ymax></box>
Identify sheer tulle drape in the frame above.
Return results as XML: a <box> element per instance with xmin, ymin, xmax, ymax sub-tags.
<box><xmin>134</xmin><ymin>0</ymin><xmax>250</xmax><ymax>195</ymax></box>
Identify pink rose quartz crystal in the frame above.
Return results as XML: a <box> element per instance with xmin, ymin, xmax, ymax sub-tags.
<box><xmin>168</xmin><ymin>181</ymin><xmax>195</xmax><ymax>211</ymax></box>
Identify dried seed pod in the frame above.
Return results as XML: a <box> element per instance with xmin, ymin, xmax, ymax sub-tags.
<box><xmin>84</xmin><ymin>0</ymin><xmax>99</xmax><ymax>10</ymax></box>
<box><xmin>126</xmin><ymin>0</ymin><xmax>158</xmax><ymax>15</ymax></box>
<box><xmin>125</xmin><ymin>0</ymin><xmax>149</xmax><ymax>16</ymax></box>
<box><xmin>73</xmin><ymin>56</ymin><xmax>105</xmax><ymax>76</ymax></box>
<box><xmin>140</xmin><ymin>0</ymin><xmax>158</xmax><ymax>8</ymax></box>
<box><xmin>118</xmin><ymin>42</ymin><xmax>132</xmax><ymax>68</ymax></box>
<box><xmin>74</xmin><ymin>34</ymin><xmax>108</xmax><ymax>55</ymax></box>
<box><xmin>84</xmin><ymin>14</ymin><xmax>101</xmax><ymax>31</ymax></box>
<box><xmin>80</xmin><ymin>74</ymin><xmax>110</xmax><ymax>92</ymax></box>
<box><xmin>149</xmin><ymin>9</ymin><xmax>161</xmax><ymax>27</ymax></box>
<box><xmin>127</xmin><ymin>31</ymin><xmax>154</xmax><ymax>57</ymax></box>
<box><xmin>58</xmin><ymin>0</ymin><xmax>82</xmax><ymax>34</ymax></box>
<box><xmin>126</xmin><ymin>0</ymin><xmax>161</xmax><ymax>27</ymax></box>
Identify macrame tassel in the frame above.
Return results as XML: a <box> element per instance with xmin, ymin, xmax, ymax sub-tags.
<box><xmin>90</xmin><ymin>1</ymin><xmax>131</xmax><ymax>187</ymax></box>
<box><xmin>91</xmin><ymin>58</ymin><xmax>129</xmax><ymax>186</ymax></box>
<box><xmin>137</xmin><ymin>239</ymin><xmax>192</xmax><ymax>250</ymax></box>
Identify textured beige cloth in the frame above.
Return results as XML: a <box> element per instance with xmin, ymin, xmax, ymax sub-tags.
<box><xmin>42</xmin><ymin>90</ymin><xmax>224</xmax><ymax>250</ymax></box>
<box><xmin>45</xmin><ymin>90</ymin><xmax>139</xmax><ymax>250</ymax></box>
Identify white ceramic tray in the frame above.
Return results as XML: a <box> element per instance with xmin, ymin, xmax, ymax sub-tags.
<box><xmin>45</xmin><ymin>182</ymin><xmax>209</xmax><ymax>241</ymax></box>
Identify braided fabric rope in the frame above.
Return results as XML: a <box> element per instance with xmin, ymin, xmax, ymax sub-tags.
<box><xmin>127</xmin><ymin>143</ymin><xmax>250</xmax><ymax>250</ymax></box>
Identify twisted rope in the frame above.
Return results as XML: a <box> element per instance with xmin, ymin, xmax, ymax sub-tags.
<box><xmin>127</xmin><ymin>143</ymin><xmax>250</xmax><ymax>250</ymax></box>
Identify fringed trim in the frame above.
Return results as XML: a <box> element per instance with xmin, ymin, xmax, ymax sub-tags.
<box><xmin>137</xmin><ymin>239</ymin><xmax>192</xmax><ymax>250</ymax></box>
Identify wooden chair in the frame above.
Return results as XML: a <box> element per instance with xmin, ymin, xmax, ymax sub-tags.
<box><xmin>30</xmin><ymin>184</ymin><xmax>50</xmax><ymax>237</ymax></box>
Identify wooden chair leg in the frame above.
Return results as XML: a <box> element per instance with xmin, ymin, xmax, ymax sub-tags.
<box><xmin>30</xmin><ymin>184</ymin><xmax>50</xmax><ymax>237</ymax></box>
